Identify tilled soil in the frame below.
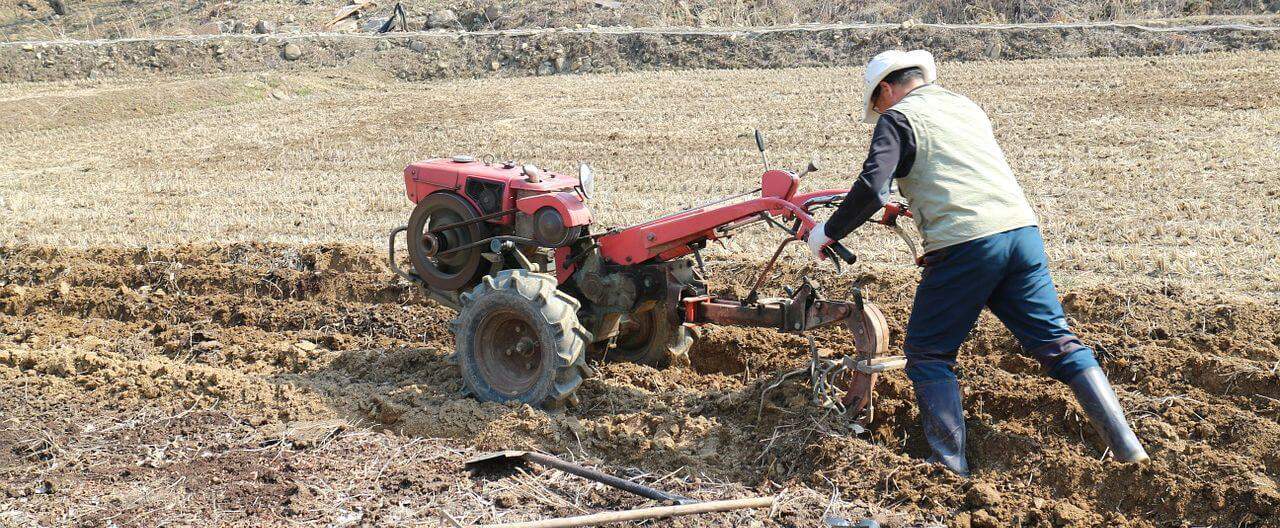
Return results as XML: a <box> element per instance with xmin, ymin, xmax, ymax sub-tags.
<box><xmin>1</xmin><ymin>244</ymin><xmax>1278</xmax><ymax>527</ymax></box>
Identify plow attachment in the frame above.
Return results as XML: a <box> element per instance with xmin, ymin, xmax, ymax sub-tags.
<box><xmin>681</xmin><ymin>277</ymin><xmax>903</xmax><ymax>421</ymax></box>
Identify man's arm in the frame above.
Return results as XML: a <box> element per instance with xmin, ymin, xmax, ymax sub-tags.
<box><xmin>823</xmin><ymin>110</ymin><xmax>916</xmax><ymax>240</ymax></box>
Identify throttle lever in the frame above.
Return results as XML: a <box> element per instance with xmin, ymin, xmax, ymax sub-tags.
<box><xmin>877</xmin><ymin>202</ymin><xmax>920</xmax><ymax>263</ymax></box>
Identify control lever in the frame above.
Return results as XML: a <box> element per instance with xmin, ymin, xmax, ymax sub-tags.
<box><xmin>876</xmin><ymin>202</ymin><xmax>920</xmax><ymax>263</ymax></box>
<box><xmin>825</xmin><ymin>241</ymin><xmax>857</xmax><ymax>265</ymax></box>
<box><xmin>822</xmin><ymin>241</ymin><xmax>857</xmax><ymax>273</ymax></box>
<box><xmin>754</xmin><ymin>129</ymin><xmax>770</xmax><ymax>171</ymax></box>
<box><xmin>797</xmin><ymin>155</ymin><xmax>820</xmax><ymax>179</ymax></box>
<box><xmin>878</xmin><ymin>201</ymin><xmax>911</xmax><ymax>225</ymax></box>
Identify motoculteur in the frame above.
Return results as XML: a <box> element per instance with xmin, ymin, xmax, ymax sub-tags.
<box><xmin>389</xmin><ymin>132</ymin><xmax>911</xmax><ymax>419</ymax></box>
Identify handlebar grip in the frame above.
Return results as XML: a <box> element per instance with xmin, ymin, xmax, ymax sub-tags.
<box><xmin>825</xmin><ymin>241</ymin><xmax>857</xmax><ymax>265</ymax></box>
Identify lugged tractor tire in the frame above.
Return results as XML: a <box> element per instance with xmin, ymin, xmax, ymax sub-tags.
<box><xmin>608</xmin><ymin>306</ymin><xmax>696</xmax><ymax>369</ymax></box>
<box><xmin>451</xmin><ymin>269</ymin><xmax>591</xmax><ymax>408</ymax></box>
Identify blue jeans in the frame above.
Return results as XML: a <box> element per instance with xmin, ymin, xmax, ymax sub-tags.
<box><xmin>904</xmin><ymin>226</ymin><xmax>1098</xmax><ymax>384</ymax></box>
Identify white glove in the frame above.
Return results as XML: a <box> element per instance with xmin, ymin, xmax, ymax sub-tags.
<box><xmin>806</xmin><ymin>222</ymin><xmax>833</xmax><ymax>260</ymax></box>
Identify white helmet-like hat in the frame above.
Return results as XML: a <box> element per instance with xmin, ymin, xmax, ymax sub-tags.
<box><xmin>861</xmin><ymin>49</ymin><xmax>937</xmax><ymax>124</ymax></box>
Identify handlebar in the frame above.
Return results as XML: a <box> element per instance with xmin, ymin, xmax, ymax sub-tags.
<box><xmin>790</xmin><ymin>193</ymin><xmax>910</xmax><ymax>269</ymax></box>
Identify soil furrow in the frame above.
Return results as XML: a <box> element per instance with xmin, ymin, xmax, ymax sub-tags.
<box><xmin>4</xmin><ymin>243</ymin><xmax>1279</xmax><ymax>526</ymax></box>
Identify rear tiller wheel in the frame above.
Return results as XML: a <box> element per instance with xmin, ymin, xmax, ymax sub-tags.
<box><xmin>608</xmin><ymin>306</ymin><xmax>696</xmax><ymax>369</ymax></box>
<box><xmin>452</xmin><ymin>270</ymin><xmax>591</xmax><ymax>408</ymax></box>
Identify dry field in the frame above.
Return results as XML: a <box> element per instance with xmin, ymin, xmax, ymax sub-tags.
<box><xmin>2</xmin><ymin>51</ymin><xmax>1280</xmax><ymax>527</ymax></box>
<box><xmin>2</xmin><ymin>50</ymin><xmax>1278</xmax><ymax>294</ymax></box>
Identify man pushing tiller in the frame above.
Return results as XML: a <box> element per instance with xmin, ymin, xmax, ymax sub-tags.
<box><xmin>387</xmin><ymin>45</ymin><xmax>1149</xmax><ymax>477</ymax></box>
<box><xmin>807</xmin><ymin>50</ymin><xmax>1149</xmax><ymax>475</ymax></box>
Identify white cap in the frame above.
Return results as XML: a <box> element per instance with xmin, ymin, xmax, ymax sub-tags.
<box><xmin>861</xmin><ymin>49</ymin><xmax>937</xmax><ymax>124</ymax></box>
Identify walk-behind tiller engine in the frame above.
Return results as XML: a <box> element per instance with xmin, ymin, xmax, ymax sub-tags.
<box><xmin>389</xmin><ymin>132</ymin><xmax>907</xmax><ymax>421</ymax></box>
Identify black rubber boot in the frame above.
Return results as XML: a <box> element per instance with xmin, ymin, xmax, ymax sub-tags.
<box><xmin>1067</xmin><ymin>366</ymin><xmax>1150</xmax><ymax>462</ymax></box>
<box><xmin>914</xmin><ymin>378</ymin><xmax>970</xmax><ymax>477</ymax></box>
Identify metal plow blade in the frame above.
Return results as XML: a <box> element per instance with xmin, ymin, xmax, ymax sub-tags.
<box><xmin>836</xmin><ymin>302</ymin><xmax>903</xmax><ymax>421</ymax></box>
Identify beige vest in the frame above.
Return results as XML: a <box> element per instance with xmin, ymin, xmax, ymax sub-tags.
<box><xmin>891</xmin><ymin>84</ymin><xmax>1038</xmax><ymax>253</ymax></box>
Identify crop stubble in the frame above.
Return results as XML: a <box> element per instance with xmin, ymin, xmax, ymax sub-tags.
<box><xmin>1</xmin><ymin>51</ymin><xmax>1277</xmax><ymax>295</ymax></box>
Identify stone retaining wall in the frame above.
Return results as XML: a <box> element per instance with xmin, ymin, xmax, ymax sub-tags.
<box><xmin>2</xmin><ymin>23</ymin><xmax>1277</xmax><ymax>82</ymax></box>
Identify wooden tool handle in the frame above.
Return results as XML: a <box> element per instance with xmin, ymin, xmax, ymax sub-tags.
<box><xmin>472</xmin><ymin>495</ymin><xmax>776</xmax><ymax>528</ymax></box>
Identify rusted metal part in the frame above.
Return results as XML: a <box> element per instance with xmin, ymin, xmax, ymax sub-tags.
<box><xmin>472</xmin><ymin>312</ymin><xmax>544</xmax><ymax>398</ymax></box>
<box><xmin>836</xmin><ymin>302</ymin><xmax>893</xmax><ymax>418</ymax></box>
<box><xmin>685</xmin><ymin>277</ymin><xmax>857</xmax><ymax>334</ymax></box>
<box><xmin>694</xmin><ymin>297</ymin><xmax>787</xmax><ymax>329</ymax></box>
<box><xmin>744</xmin><ymin>236</ymin><xmax>794</xmax><ymax>305</ymax></box>
<box><xmin>753</xmin><ymin>291</ymin><xmax>897</xmax><ymax>422</ymax></box>
<box><xmin>465</xmin><ymin>450</ymin><xmax>691</xmax><ymax>504</ymax></box>
<box><xmin>801</xmin><ymin>299</ymin><xmax>858</xmax><ymax>332</ymax></box>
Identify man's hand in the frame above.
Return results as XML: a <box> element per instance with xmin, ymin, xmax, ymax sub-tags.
<box><xmin>806</xmin><ymin>222</ymin><xmax>833</xmax><ymax>260</ymax></box>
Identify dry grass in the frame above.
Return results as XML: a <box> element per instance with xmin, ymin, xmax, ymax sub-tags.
<box><xmin>2</xmin><ymin>51</ymin><xmax>1279</xmax><ymax>296</ymax></box>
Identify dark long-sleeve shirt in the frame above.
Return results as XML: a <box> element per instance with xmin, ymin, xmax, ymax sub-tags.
<box><xmin>824</xmin><ymin>110</ymin><xmax>916</xmax><ymax>240</ymax></box>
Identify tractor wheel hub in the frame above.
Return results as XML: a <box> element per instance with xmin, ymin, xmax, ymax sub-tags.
<box><xmin>475</xmin><ymin>311</ymin><xmax>542</xmax><ymax>396</ymax></box>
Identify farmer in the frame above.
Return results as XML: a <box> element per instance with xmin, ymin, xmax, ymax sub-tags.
<box><xmin>806</xmin><ymin>50</ymin><xmax>1149</xmax><ymax>476</ymax></box>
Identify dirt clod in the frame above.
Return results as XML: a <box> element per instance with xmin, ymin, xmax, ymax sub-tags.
<box><xmin>965</xmin><ymin>482</ymin><xmax>1001</xmax><ymax>508</ymax></box>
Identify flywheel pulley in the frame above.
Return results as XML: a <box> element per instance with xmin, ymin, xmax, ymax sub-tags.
<box><xmin>406</xmin><ymin>192</ymin><xmax>490</xmax><ymax>291</ymax></box>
